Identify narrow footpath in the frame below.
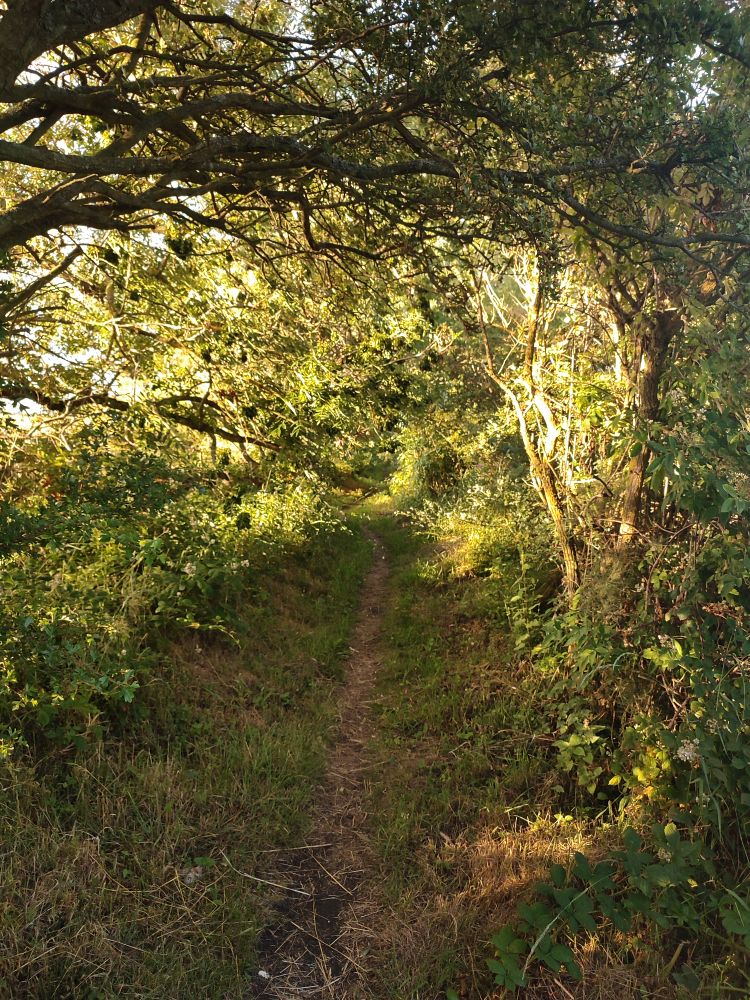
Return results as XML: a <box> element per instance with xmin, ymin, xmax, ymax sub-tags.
<box><xmin>247</xmin><ymin>530</ymin><xmax>388</xmax><ymax>999</ymax></box>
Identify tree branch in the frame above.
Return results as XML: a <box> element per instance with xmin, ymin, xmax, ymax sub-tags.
<box><xmin>0</xmin><ymin>383</ymin><xmax>280</xmax><ymax>450</ymax></box>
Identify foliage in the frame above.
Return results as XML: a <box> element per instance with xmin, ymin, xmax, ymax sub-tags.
<box><xmin>490</xmin><ymin>825</ymin><xmax>750</xmax><ymax>993</ymax></box>
<box><xmin>1</xmin><ymin>0</ymin><xmax>750</xmax><ymax>994</ymax></box>
<box><xmin>387</xmin><ymin>245</ymin><xmax>750</xmax><ymax>993</ymax></box>
<box><xmin>390</xmin><ymin>373</ymin><xmax>553</xmax><ymax>595</ymax></box>
<box><xmin>489</xmin><ymin>824</ymin><xmax>720</xmax><ymax>990</ymax></box>
<box><xmin>0</xmin><ymin>496</ymin><xmax>371</xmax><ymax>998</ymax></box>
<box><xmin>2</xmin><ymin>0</ymin><xmax>748</xmax><ymax>261</ymax></box>
<box><xmin>0</xmin><ymin>418</ymin><xmax>348</xmax><ymax>757</ymax></box>
<box><xmin>0</xmin><ymin>397</ymin><xmax>375</xmax><ymax>997</ymax></box>
<box><xmin>0</xmin><ymin>228</ymin><xmax>434</xmax><ymax>470</ymax></box>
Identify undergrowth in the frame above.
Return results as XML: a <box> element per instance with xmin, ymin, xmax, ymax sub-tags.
<box><xmin>358</xmin><ymin>401</ymin><xmax>750</xmax><ymax>998</ymax></box>
<box><xmin>0</xmin><ymin>444</ymin><xmax>371</xmax><ymax>998</ymax></box>
<box><xmin>361</xmin><ymin>482</ymin><xmax>750</xmax><ymax>998</ymax></box>
<box><xmin>357</xmin><ymin>502</ymin><xmax>570</xmax><ymax>997</ymax></box>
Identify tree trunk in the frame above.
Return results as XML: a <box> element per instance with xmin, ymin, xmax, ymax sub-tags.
<box><xmin>480</xmin><ymin>273</ymin><xmax>580</xmax><ymax>593</ymax></box>
<box><xmin>0</xmin><ymin>1</ymin><xmax>158</xmax><ymax>94</ymax></box>
<box><xmin>618</xmin><ymin>309</ymin><xmax>681</xmax><ymax>546</ymax></box>
<box><xmin>501</xmin><ymin>380</ymin><xmax>580</xmax><ymax>592</ymax></box>
<box><xmin>527</xmin><ymin>441</ymin><xmax>580</xmax><ymax>592</ymax></box>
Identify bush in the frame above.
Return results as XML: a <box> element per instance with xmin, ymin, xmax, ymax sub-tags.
<box><xmin>0</xmin><ymin>450</ymin><xmax>346</xmax><ymax>757</ymax></box>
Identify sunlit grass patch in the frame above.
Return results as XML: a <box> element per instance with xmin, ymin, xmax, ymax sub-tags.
<box><xmin>361</xmin><ymin>511</ymin><xmax>695</xmax><ymax>999</ymax></box>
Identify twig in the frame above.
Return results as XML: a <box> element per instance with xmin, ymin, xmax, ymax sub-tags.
<box><xmin>287</xmin><ymin>921</ymin><xmax>367</xmax><ymax>974</ymax></box>
<box><xmin>219</xmin><ymin>850</ymin><xmax>311</xmax><ymax>897</ymax></box>
<box><xmin>257</xmin><ymin>843</ymin><xmax>333</xmax><ymax>854</ymax></box>
<box><xmin>311</xmin><ymin>856</ymin><xmax>353</xmax><ymax>896</ymax></box>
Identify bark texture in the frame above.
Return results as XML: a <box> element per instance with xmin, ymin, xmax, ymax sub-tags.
<box><xmin>0</xmin><ymin>1</ymin><xmax>159</xmax><ymax>94</ymax></box>
<box><xmin>618</xmin><ymin>309</ymin><xmax>681</xmax><ymax>546</ymax></box>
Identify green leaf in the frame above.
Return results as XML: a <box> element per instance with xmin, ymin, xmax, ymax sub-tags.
<box><xmin>572</xmin><ymin>852</ymin><xmax>593</xmax><ymax>880</ymax></box>
<box><xmin>549</xmin><ymin>942</ymin><xmax>576</xmax><ymax>967</ymax></box>
<box><xmin>518</xmin><ymin>901</ymin><xmax>552</xmax><ymax>930</ymax></box>
<box><xmin>622</xmin><ymin>827</ymin><xmax>642</xmax><ymax>852</ymax></box>
<box><xmin>506</xmin><ymin>960</ymin><xmax>527</xmax><ymax>988</ymax></box>
<box><xmin>550</xmin><ymin>863</ymin><xmax>566</xmax><ymax>888</ymax></box>
<box><xmin>491</xmin><ymin>925</ymin><xmax>518</xmax><ymax>950</ymax></box>
<box><xmin>572</xmin><ymin>897</ymin><xmax>597</xmax><ymax>932</ymax></box>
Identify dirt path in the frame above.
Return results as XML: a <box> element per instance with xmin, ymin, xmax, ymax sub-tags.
<box><xmin>246</xmin><ymin>530</ymin><xmax>388</xmax><ymax>999</ymax></box>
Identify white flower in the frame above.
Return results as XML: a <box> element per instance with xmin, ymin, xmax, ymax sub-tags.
<box><xmin>676</xmin><ymin>739</ymin><xmax>700</xmax><ymax>764</ymax></box>
<box><xmin>184</xmin><ymin>562</ymin><xmax>197</xmax><ymax>576</ymax></box>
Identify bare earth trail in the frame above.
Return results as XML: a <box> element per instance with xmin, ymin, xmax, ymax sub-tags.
<box><xmin>247</xmin><ymin>529</ymin><xmax>389</xmax><ymax>1000</ymax></box>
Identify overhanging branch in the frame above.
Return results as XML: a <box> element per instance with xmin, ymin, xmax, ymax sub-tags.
<box><xmin>0</xmin><ymin>383</ymin><xmax>279</xmax><ymax>451</ymax></box>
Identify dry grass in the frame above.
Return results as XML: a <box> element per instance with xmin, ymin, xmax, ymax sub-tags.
<box><xmin>0</xmin><ymin>529</ymin><xmax>371</xmax><ymax>999</ymax></box>
<box><xmin>244</xmin><ymin>530</ymin><xmax>391</xmax><ymax>1000</ymax></box>
<box><xmin>366</xmin><ymin>809</ymin><xmax>679</xmax><ymax>999</ymax></box>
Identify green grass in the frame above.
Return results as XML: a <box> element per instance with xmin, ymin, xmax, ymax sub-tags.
<box><xmin>8</xmin><ymin>488</ymin><xmax>738</xmax><ymax>999</ymax></box>
<box><xmin>0</xmin><ymin>525</ymin><xmax>372</xmax><ymax>1000</ymax></box>
<box><xmin>356</xmin><ymin>507</ymin><xmax>556</xmax><ymax>998</ymax></box>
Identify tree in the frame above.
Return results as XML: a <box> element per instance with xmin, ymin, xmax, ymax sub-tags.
<box><xmin>0</xmin><ymin>0</ymin><xmax>748</xmax><ymax>257</ymax></box>
<box><xmin>3</xmin><ymin>0</ymin><xmax>750</xmax><ymax>579</ymax></box>
<box><xmin>0</xmin><ymin>222</ymin><xmax>434</xmax><ymax>469</ymax></box>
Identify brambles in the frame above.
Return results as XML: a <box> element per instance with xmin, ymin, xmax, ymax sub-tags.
<box><xmin>2</xmin><ymin>1</ymin><xmax>750</xmax><ymax>995</ymax></box>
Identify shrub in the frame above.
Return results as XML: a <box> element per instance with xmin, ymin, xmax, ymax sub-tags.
<box><xmin>0</xmin><ymin>452</ymin><xmax>345</xmax><ymax>756</ymax></box>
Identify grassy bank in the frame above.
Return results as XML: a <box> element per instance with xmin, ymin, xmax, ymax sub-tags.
<box><xmin>0</xmin><ymin>511</ymin><xmax>371</xmax><ymax>999</ymax></box>
<box><xmin>359</xmin><ymin>503</ymin><xmax>693</xmax><ymax>999</ymax></box>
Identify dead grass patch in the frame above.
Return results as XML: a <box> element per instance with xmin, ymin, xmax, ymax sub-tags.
<box><xmin>368</xmin><ymin>818</ymin><xmax>676</xmax><ymax>999</ymax></box>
